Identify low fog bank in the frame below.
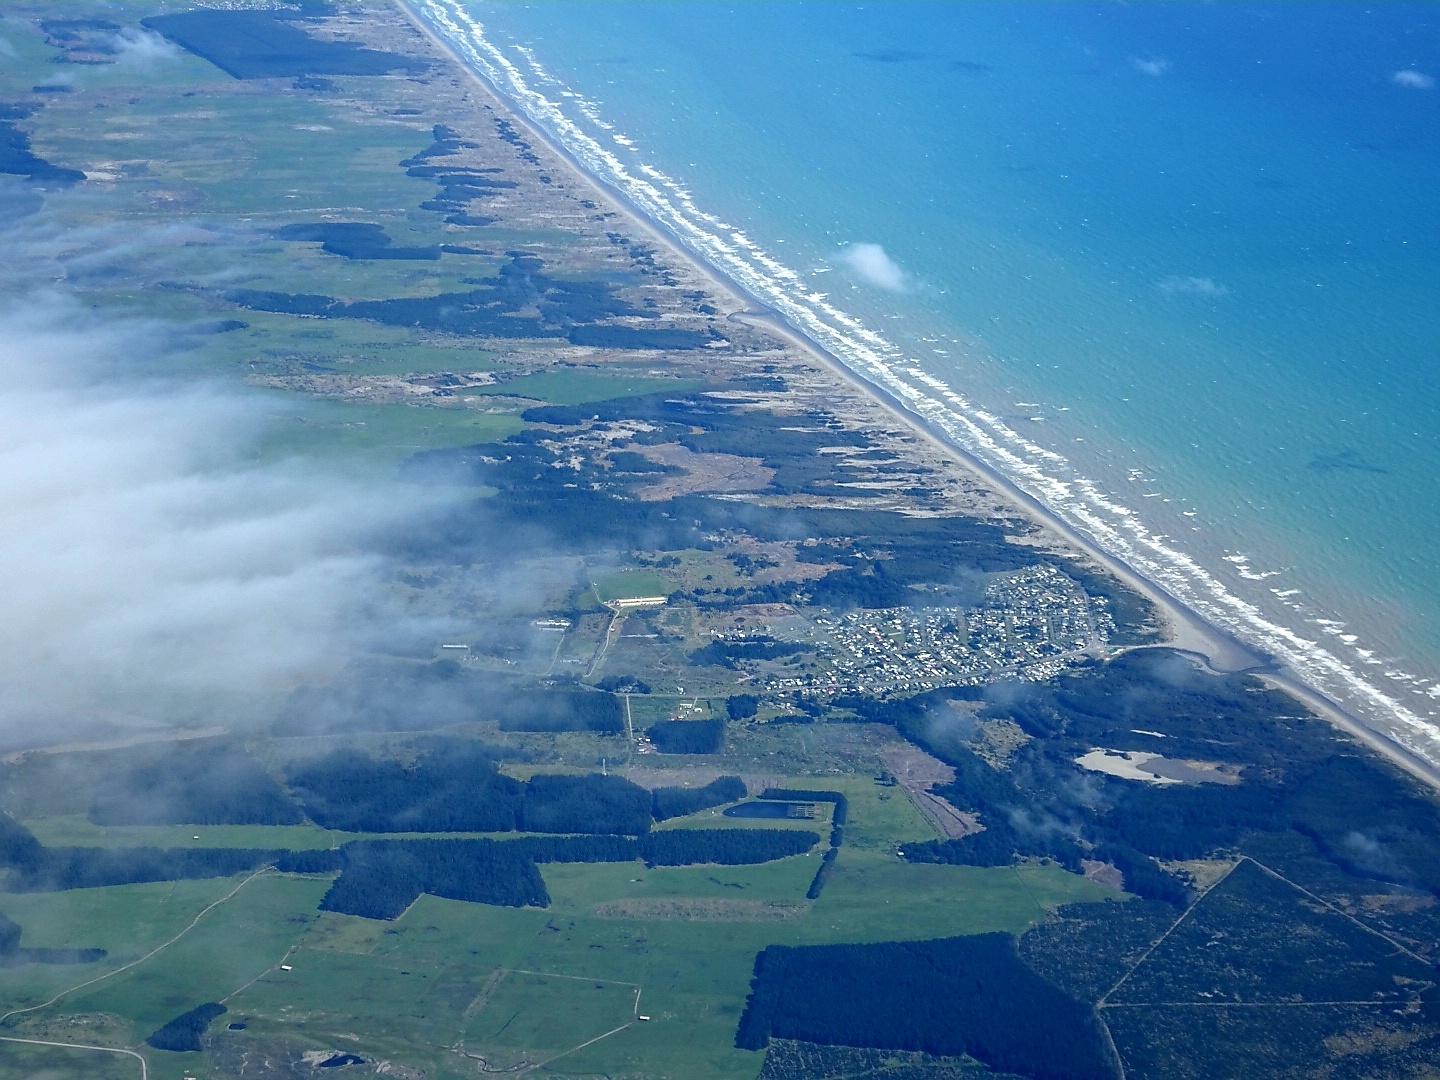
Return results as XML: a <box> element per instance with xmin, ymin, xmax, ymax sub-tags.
<box><xmin>0</xmin><ymin>298</ymin><xmax>448</xmax><ymax>747</ymax></box>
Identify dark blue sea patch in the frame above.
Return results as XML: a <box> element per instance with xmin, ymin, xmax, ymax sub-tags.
<box><xmin>141</xmin><ymin>11</ymin><xmax>426</xmax><ymax>80</ymax></box>
<box><xmin>1308</xmin><ymin>448</ymin><xmax>1389</xmax><ymax>475</ymax></box>
<box><xmin>852</xmin><ymin>49</ymin><xmax>926</xmax><ymax>63</ymax></box>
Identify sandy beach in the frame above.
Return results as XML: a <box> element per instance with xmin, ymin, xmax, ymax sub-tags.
<box><xmin>392</xmin><ymin>0</ymin><xmax>1440</xmax><ymax>795</ymax></box>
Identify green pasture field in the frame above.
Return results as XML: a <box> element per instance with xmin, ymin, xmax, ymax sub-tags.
<box><xmin>15</xmin><ymin>817</ymin><xmax>563</xmax><ymax>852</ymax></box>
<box><xmin>593</xmin><ymin>570</ymin><xmax>677</xmax><ymax>604</ymax></box>
<box><xmin>0</xmin><ymin>765</ymin><xmax>1118</xmax><ymax>1079</ymax></box>
<box><xmin>654</xmin><ymin>807</ymin><xmax>829</xmax><ymax>835</ymax></box>
<box><xmin>0</xmin><ymin>18</ymin><xmax>63</xmax><ymax>93</ymax></box>
<box><xmin>197</xmin><ymin>311</ymin><xmax>504</xmax><ymax>378</ymax></box>
<box><xmin>476</xmin><ymin>370</ymin><xmax>697</xmax><ymax>407</ymax></box>
<box><xmin>0</xmin><ymin>6</ymin><xmax>1121</xmax><ymax>1076</ymax></box>
<box><xmin>0</xmin><ymin>878</ymin><xmax>243</xmax><ymax>1014</ymax></box>
<box><xmin>623</xmin><ymin>693</ymin><xmax>717</xmax><ymax>729</ymax></box>
<box><xmin>461</xmin><ymin>968</ymin><xmax>640</xmax><ymax>1068</ymax></box>
<box><xmin>224</xmin><ymin>944</ymin><xmax>485</xmax><ymax>1073</ymax></box>
<box><xmin>21</xmin><ymin>817</ymin><xmax>349</xmax><ymax>851</ymax></box>
<box><xmin>52</xmin><ymin>874</ymin><xmax>326</xmax><ymax>1043</ymax></box>
<box><xmin>0</xmin><ymin>3</ymin><xmax>228</xmax><ymax>96</ymax></box>
<box><xmin>257</xmin><ymin>399</ymin><xmax>524</xmax><ymax>462</ymax></box>
<box><xmin>0</xmin><ymin>1042</ymin><xmax>138</xmax><ymax>1080</ymax></box>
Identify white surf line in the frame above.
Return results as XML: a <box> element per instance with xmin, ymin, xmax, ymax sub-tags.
<box><xmin>0</xmin><ymin>1035</ymin><xmax>147</xmax><ymax>1079</ymax></box>
<box><xmin>406</xmin><ymin>0</ymin><xmax>1440</xmax><ymax>767</ymax></box>
<box><xmin>0</xmin><ymin>867</ymin><xmax>272</xmax><ymax>1026</ymax></box>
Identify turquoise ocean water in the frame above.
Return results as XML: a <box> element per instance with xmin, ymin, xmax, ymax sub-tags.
<box><xmin>416</xmin><ymin>2</ymin><xmax>1440</xmax><ymax>763</ymax></box>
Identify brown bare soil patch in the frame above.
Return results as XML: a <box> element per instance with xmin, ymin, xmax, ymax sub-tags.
<box><xmin>632</xmin><ymin>443</ymin><xmax>773</xmax><ymax>500</ymax></box>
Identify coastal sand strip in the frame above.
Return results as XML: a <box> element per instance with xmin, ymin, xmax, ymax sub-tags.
<box><xmin>388</xmin><ymin>1</ymin><xmax>1440</xmax><ymax>794</ymax></box>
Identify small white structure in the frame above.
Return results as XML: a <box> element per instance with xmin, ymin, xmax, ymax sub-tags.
<box><xmin>607</xmin><ymin>596</ymin><xmax>668</xmax><ymax>611</ymax></box>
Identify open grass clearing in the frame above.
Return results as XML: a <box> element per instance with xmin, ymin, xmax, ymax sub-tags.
<box><xmin>257</xmin><ymin>398</ymin><xmax>523</xmax><ymax>462</ymax></box>
<box><xmin>50</xmin><ymin>874</ymin><xmax>327</xmax><ymax>1044</ymax></box>
<box><xmin>2</xmin><ymin>790</ymin><xmax>1117</xmax><ymax>1080</ymax></box>
<box><xmin>0</xmin><ymin>878</ymin><xmax>245</xmax><ymax>1014</ymax></box>
<box><xmin>0</xmin><ymin>1039</ymin><xmax>139</xmax><ymax>1080</ymax></box>
<box><xmin>477</xmin><ymin>370</ymin><xmax>697</xmax><ymax>407</ymax></box>
<box><xmin>592</xmin><ymin>570</ymin><xmax>677</xmax><ymax>604</ymax></box>
<box><xmin>461</xmin><ymin>968</ymin><xmax>640</xmax><ymax>1069</ymax></box>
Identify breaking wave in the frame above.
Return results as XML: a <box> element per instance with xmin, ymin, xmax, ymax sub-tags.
<box><xmin>413</xmin><ymin>0</ymin><xmax>1440</xmax><ymax>768</ymax></box>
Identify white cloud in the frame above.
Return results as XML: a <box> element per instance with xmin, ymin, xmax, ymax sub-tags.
<box><xmin>1131</xmin><ymin>56</ymin><xmax>1171</xmax><ymax>78</ymax></box>
<box><xmin>1157</xmin><ymin>275</ymin><xmax>1228</xmax><ymax>298</ymax></box>
<box><xmin>0</xmin><ymin>298</ymin><xmax>445</xmax><ymax>739</ymax></box>
<box><xmin>1392</xmin><ymin>69</ymin><xmax>1435</xmax><ymax>90</ymax></box>
<box><xmin>110</xmin><ymin>27</ymin><xmax>182</xmax><ymax>70</ymax></box>
<box><xmin>32</xmin><ymin>28</ymin><xmax>182</xmax><ymax>89</ymax></box>
<box><xmin>839</xmin><ymin>242</ymin><xmax>910</xmax><ymax>292</ymax></box>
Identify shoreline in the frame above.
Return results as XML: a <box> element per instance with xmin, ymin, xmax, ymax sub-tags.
<box><xmin>393</xmin><ymin>1</ymin><xmax>1440</xmax><ymax>795</ymax></box>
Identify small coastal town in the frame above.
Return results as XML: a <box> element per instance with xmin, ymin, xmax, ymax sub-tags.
<box><xmin>4</xmin><ymin>3</ymin><xmax>1440</xmax><ymax>1079</ymax></box>
<box><xmin>788</xmin><ymin>564</ymin><xmax>1112</xmax><ymax>696</ymax></box>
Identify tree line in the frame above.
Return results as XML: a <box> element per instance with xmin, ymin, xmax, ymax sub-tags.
<box><xmin>305</xmin><ymin>828</ymin><xmax>819</xmax><ymax>920</ymax></box>
<box><xmin>735</xmin><ymin>933</ymin><xmax>1114</xmax><ymax>1079</ymax></box>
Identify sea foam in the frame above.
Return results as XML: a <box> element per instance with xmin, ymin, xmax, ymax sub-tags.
<box><xmin>414</xmin><ymin>0</ymin><xmax>1440</xmax><ymax>768</ymax></box>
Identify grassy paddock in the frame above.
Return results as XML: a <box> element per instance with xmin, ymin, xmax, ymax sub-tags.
<box><xmin>54</xmin><ymin>874</ymin><xmax>327</xmax><ymax>1043</ymax></box>
<box><xmin>478</xmin><ymin>370</ymin><xmax>697</xmax><ymax>407</ymax></box>
<box><xmin>257</xmin><ymin>400</ymin><xmax>524</xmax><ymax>462</ymax></box>
<box><xmin>592</xmin><ymin>570</ymin><xmax>677</xmax><ymax>604</ymax></box>
<box><xmin>461</xmin><ymin>968</ymin><xmax>639</xmax><ymax>1068</ymax></box>
<box><xmin>0</xmin><ymin>1041</ymin><xmax>139</xmax><ymax>1080</ymax></box>
<box><xmin>0</xmin><ymin>878</ymin><xmax>246</xmax><ymax>1013</ymax></box>
<box><xmin>2</xmin><ymin>785</ymin><xmax>1116</xmax><ymax>1080</ymax></box>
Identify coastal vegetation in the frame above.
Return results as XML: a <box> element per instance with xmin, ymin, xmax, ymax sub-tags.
<box><xmin>1</xmin><ymin>1</ymin><xmax>1438</xmax><ymax>1077</ymax></box>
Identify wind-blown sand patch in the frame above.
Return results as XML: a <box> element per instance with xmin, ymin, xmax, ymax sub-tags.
<box><xmin>1075</xmin><ymin>748</ymin><xmax>1242</xmax><ymax>786</ymax></box>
